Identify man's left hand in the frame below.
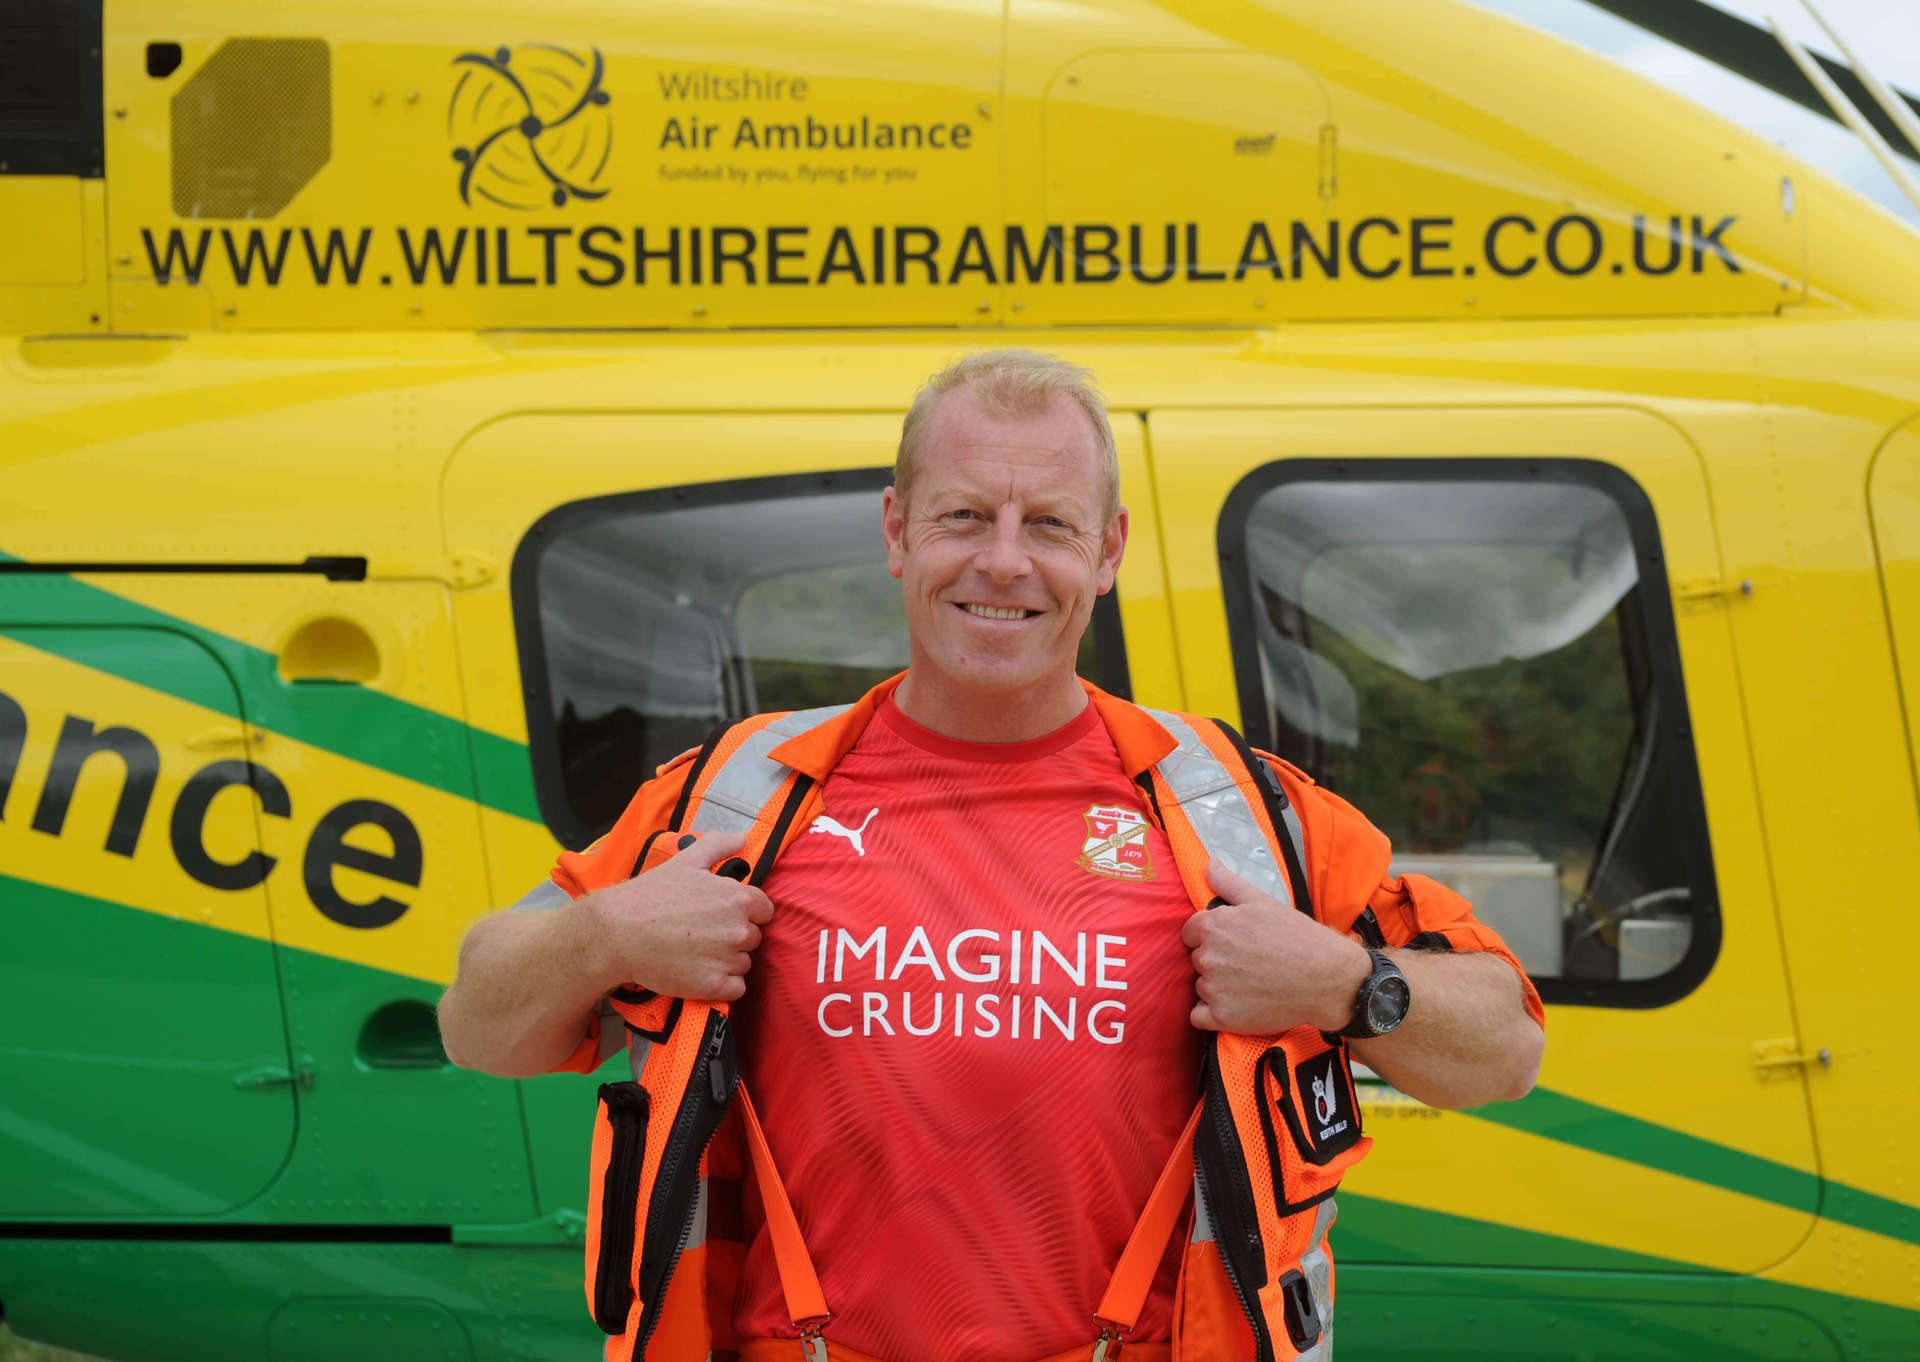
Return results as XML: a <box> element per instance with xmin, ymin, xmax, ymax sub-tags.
<box><xmin>1183</xmin><ymin>859</ymin><xmax>1371</xmax><ymax>1034</ymax></box>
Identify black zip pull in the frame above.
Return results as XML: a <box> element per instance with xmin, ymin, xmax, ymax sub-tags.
<box><xmin>706</xmin><ymin>1015</ymin><xmax>730</xmax><ymax>1102</ymax></box>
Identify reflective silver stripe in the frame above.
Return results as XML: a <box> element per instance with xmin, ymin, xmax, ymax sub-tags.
<box><xmin>1294</xmin><ymin>1331</ymin><xmax>1331</xmax><ymax>1362</ymax></box>
<box><xmin>1298</xmin><ymin>1240</ymin><xmax>1334</xmax><ymax>1359</ymax></box>
<box><xmin>1308</xmin><ymin>1195</ymin><xmax>1338</xmax><ymax>1247</ymax></box>
<box><xmin>1143</xmin><ymin>709</ymin><xmax>1294</xmax><ymax>912</ymax></box>
<box><xmin>626</xmin><ymin>1035</ymin><xmax>650</xmax><ymax>1079</ymax></box>
<box><xmin>508</xmin><ymin>878</ymin><xmax>571</xmax><ymax>912</ymax></box>
<box><xmin>684</xmin><ymin>1174</ymin><xmax>709</xmax><ymax>1250</ymax></box>
<box><xmin>592</xmin><ymin>998</ymin><xmax>625</xmax><ymax>1066</ymax></box>
<box><xmin>1189</xmin><ymin>1172</ymin><xmax>1214</xmax><ymax>1242</ymax></box>
<box><xmin>1193</xmin><ymin>1181</ymin><xmax>1340</xmax><ymax>1353</ymax></box>
<box><xmin>687</xmin><ymin>705</ymin><xmax>851</xmax><ymax>834</ymax></box>
<box><xmin>1293</xmin><ymin>1197</ymin><xmax>1338</xmax><ymax>1360</ymax></box>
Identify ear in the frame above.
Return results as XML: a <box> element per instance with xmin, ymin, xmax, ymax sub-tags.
<box><xmin>1096</xmin><ymin>505</ymin><xmax>1129</xmax><ymax>594</ymax></box>
<box><xmin>882</xmin><ymin>485</ymin><xmax>907</xmax><ymax>580</ymax></box>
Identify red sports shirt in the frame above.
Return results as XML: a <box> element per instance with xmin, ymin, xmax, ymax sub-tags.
<box><xmin>730</xmin><ymin>695</ymin><xmax>1201</xmax><ymax>1361</ymax></box>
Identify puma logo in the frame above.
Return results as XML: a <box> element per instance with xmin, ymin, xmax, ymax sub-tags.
<box><xmin>809</xmin><ymin>808</ymin><xmax>879</xmax><ymax>857</ymax></box>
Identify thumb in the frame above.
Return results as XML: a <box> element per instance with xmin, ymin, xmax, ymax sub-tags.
<box><xmin>1204</xmin><ymin>857</ymin><xmax>1259</xmax><ymax>906</ymax></box>
<box><xmin>671</xmin><ymin>828</ymin><xmax>750</xmax><ymax>870</ymax></box>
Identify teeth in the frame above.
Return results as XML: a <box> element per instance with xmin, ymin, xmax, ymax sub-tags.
<box><xmin>962</xmin><ymin>604</ymin><xmax>1029</xmax><ymax>620</ymax></box>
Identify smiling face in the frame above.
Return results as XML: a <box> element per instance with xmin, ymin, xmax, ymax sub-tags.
<box><xmin>882</xmin><ymin>384</ymin><xmax>1127</xmax><ymax>738</ymax></box>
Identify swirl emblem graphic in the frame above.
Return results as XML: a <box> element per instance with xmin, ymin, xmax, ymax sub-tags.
<box><xmin>448</xmin><ymin>44</ymin><xmax>612</xmax><ymax>209</ymax></box>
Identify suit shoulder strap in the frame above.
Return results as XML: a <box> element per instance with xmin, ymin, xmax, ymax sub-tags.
<box><xmin>1139</xmin><ymin>707</ymin><xmax>1313</xmax><ymax>920</ymax></box>
<box><xmin>671</xmin><ymin>703</ymin><xmax>852</xmax><ymax>878</ymax></box>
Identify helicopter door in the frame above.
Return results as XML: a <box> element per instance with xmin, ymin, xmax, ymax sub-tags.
<box><xmin>1869</xmin><ymin>420</ymin><xmax>1920</xmax><ymax>807</ymax></box>
<box><xmin>0</xmin><ymin>622</ymin><xmax>295</xmax><ymax>1216</ymax></box>
<box><xmin>1148</xmin><ymin>406</ymin><xmax>1819</xmax><ymax>1278</ymax></box>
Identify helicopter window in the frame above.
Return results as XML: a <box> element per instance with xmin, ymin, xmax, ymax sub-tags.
<box><xmin>513</xmin><ymin>470</ymin><xmax>1127</xmax><ymax>849</ymax></box>
<box><xmin>1219</xmin><ymin>460</ymin><xmax>1717</xmax><ymax>1007</ymax></box>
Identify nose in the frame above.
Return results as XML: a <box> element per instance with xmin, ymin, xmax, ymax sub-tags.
<box><xmin>975</xmin><ymin>513</ymin><xmax>1033</xmax><ymax>582</ymax></box>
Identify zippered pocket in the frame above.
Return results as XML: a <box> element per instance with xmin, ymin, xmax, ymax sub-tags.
<box><xmin>586</xmin><ymin>1081</ymin><xmax>650</xmax><ymax>1334</ymax></box>
<box><xmin>1254</xmin><ymin>1033</ymin><xmax>1369</xmax><ymax>1216</ymax></box>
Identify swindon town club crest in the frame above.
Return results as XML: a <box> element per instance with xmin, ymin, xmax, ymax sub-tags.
<box><xmin>1077</xmin><ymin>803</ymin><xmax>1155</xmax><ymax>881</ymax></box>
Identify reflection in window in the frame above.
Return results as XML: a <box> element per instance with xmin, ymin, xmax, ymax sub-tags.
<box><xmin>522</xmin><ymin>476</ymin><xmax>1117</xmax><ymax>846</ymax></box>
<box><xmin>1235</xmin><ymin>476</ymin><xmax>1709</xmax><ymax>990</ymax></box>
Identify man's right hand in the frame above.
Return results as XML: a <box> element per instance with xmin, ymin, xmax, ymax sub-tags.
<box><xmin>572</xmin><ymin>829</ymin><xmax>776</xmax><ymax>1003</ymax></box>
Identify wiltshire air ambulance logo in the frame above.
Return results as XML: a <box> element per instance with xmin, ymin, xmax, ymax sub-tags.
<box><xmin>1077</xmin><ymin>804</ymin><xmax>1155</xmax><ymax>881</ymax></box>
<box><xmin>448</xmin><ymin>45</ymin><xmax>613</xmax><ymax>209</ymax></box>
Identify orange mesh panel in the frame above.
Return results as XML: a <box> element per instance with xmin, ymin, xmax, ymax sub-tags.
<box><xmin>610</xmin><ymin>993</ymin><xmax>677</xmax><ymax>1036</ymax></box>
<box><xmin>622</xmin><ymin>1001</ymin><xmax>721</xmax><ymax>1344</ymax></box>
<box><xmin>682</xmin><ymin>712</ymin><xmax>784</xmax><ymax>819</ymax></box>
<box><xmin>1215</xmin><ymin>1032</ymin><xmax>1288</xmax><ymax>1264</ymax></box>
<box><xmin>1173</xmin><ymin>1240</ymin><xmax>1257</xmax><ymax>1362</ymax></box>
<box><xmin>1147</xmin><ymin>769</ymin><xmax>1217</xmax><ymax>911</ymax></box>
<box><xmin>1219</xmin><ymin>1030</ymin><xmax>1373</xmax><ymax>1289</ymax></box>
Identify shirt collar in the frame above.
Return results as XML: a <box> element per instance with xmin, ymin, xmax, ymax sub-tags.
<box><xmin>766</xmin><ymin>671</ymin><xmax>1178</xmax><ymax>782</ymax></box>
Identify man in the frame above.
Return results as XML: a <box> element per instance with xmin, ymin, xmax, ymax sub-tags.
<box><xmin>439</xmin><ymin>349</ymin><xmax>1544</xmax><ymax>1362</ymax></box>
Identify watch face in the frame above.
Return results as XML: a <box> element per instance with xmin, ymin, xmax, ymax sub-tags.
<box><xmin>1367</xmin><ymin>975</ymin><xmax>1411</xmax><ymax>1032</ymax></box>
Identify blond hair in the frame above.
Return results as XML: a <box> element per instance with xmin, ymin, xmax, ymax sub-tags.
<box><xmin>895</xmin><ymin>349</ymin><xmax>1120</xmax><ymax>524</ymax></box>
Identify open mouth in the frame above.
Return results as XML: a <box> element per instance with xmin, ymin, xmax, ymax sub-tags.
<box><xmin>956</xmin><ymin>603</ymin><xmax>1040</xmax><ymax>621</ymax></box>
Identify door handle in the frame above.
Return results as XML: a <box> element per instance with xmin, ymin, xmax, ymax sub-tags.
<box><xmin>234</xmin><ymin>1058</ymin><xmax>315</xmax><ymax>1090</ymax></box>
<box><xmin>187</xmin><ymin>724</ymin><xmax>265</xmax><ymax>750</ymax></box>
<box><xmin>1752</xmin><ymin>1038</ymin><xmax>1830</xmax><ymax>1077</ymax></box>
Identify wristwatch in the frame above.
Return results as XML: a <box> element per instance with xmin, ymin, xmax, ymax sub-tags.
<box><xmin>1341</xmin><ymin>949</ymin><xmax>1411</xmax><ymax>1039</ymax></box>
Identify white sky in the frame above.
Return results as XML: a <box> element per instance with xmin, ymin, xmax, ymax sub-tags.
<box><xmin>1465</xmin><ymin>0</ymin><xmax>1920</xmax><ymax>229</ymax></box>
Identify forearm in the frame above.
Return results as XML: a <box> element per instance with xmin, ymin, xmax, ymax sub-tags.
<box><xmin>438</xmin><ymin>897</ymin><xmax>612</xmax><ymax>1078</ymax></box>
<box><xmin>1349</xmin><ymin>949</ymin><xmax>1542</xmax><ymax>1109</ymax></box>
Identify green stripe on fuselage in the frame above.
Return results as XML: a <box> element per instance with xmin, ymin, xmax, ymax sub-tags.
<box><xmin>0</xmin><ymin>556</ymin><xmax>540</xmax><ymax>824</ymax></box>
<box><xmin>5</xmin><ymin>559</ymin><xmax>1918</xmax><ymax>1257</ymax></box>
<box><xmin>1337</xmin><ymin>1192</ymin><xmax>1920</xmax><ymax>1359</ymax></box>
<box><xmin>1466</xmin><ymin>1086</ymin><xmax>1818</xmax><ymax>1208</ymax></box>
<box><xmin>1461</xmin><ymin>1086</ymin><xmax>1920</xmax><ymax>1251</ymax></box>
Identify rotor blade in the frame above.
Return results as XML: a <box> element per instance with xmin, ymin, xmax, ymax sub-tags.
<box><xmin>1579</xmin><ymin>0</ymin><xmax>1920</xmax><ymax>162</ymax></box>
